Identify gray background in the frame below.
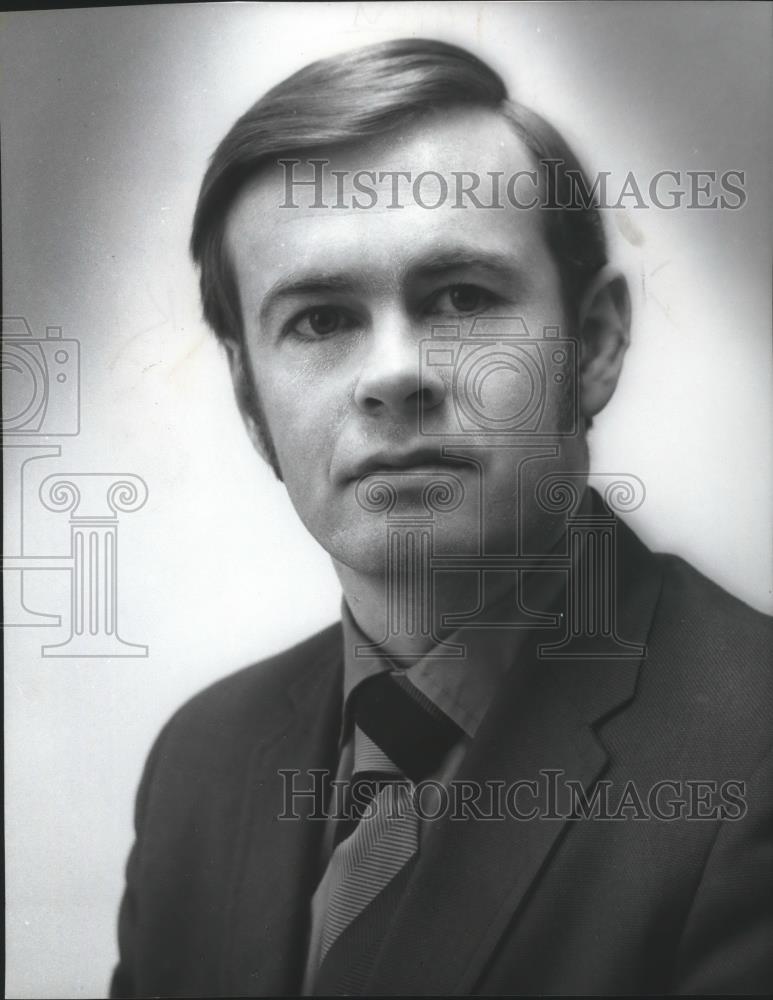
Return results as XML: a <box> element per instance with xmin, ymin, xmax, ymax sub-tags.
<box><xmin>2</xmin><ymin>3</ymin><xmax>771</xmax><ymax>996</ymax></box>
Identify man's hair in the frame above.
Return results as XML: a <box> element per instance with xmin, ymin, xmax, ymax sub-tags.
<box><xmin>190</xmin><ymin>38</ymin><xmax>608</xmax><ymax>469</ymax></box>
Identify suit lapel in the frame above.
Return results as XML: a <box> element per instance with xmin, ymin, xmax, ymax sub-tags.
<box><xmin>224</xmin><ymin>628</ymin><xmax>342</xmax><ymax>996</ymax></box>
<box><xmin>367</xmin><ymin>511</ymin><xmax>664</xmax><ymax>995</ymax></box>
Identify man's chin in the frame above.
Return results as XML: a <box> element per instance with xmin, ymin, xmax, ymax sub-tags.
<box><xmin>314</xmin><ymin>508</ymin><xmax>507</xmax><ymax>579</ymax></box>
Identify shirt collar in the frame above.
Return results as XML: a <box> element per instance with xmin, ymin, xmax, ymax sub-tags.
<box><xmin>339</xmin><ymin>566</ymin><xmax>562</xmax><ymax>745</ymax></box>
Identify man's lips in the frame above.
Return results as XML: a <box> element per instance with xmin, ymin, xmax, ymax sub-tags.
<box><xmin>346</xmin><ymin>448</ymin><xmax>470</xmax><ymax>480</ymax></box>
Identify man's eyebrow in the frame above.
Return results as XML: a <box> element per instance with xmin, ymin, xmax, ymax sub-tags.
<box><xmin>259</xmin><ymin>274</ymin><xmax>357</xmax><ymax>324</ymax></box>
<box><xmin>406</xmin><ymin>248</ymin><xmax>520</xmax><ymax>279</ymax></box>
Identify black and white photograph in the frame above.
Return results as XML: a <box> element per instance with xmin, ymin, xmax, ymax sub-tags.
<box><xmin>3</xmin><ymin>3</ymin><xmax>772</xmax><ymax>997</ymax></box>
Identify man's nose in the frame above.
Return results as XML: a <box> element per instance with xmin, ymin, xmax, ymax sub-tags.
<box><xmin>353</xmin><ymin>316</ymin><xmax>446</xmax><ymax>418</ymax></box>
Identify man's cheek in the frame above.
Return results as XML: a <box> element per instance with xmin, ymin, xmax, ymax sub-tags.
<box><xmin>273</xmin><ymin>417</ymin><xmax>328</xmax><ymax>475</ymax></box>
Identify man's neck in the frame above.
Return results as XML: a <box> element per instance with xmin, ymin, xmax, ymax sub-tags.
<box><xmin>333</xmin><ymin>562</ymin><xmax>523</xmax><ymax>660</ymax></box>
<box><xmin>332</xmin><ymin>514</ymin><xmax>576</xmax><ymax>661</ymax></box>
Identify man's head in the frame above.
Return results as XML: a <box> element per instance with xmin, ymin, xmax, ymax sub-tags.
<box><xmin>190</xmin><ymin>39</ymin><xmax>630</xmax><ymax>573</ymax></box>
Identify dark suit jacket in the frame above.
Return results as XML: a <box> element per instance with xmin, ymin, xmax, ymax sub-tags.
<box><xmin>111</xmin><ymin>514</ymin><xmax>773</xmax><ymax>996</ymax></box>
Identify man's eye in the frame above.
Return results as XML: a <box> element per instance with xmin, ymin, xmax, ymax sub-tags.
<box><xmin>290</xmin><ymin>306</ymin><xmax>353</xmax><ymax>339</ymax></box>
<box><xmin>431</xmin><ymin>284</ymin><xmax>497</xmax><ymax>315</ymax></box>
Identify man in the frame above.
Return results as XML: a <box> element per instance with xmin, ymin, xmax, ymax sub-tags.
<box><xmin>111</xmin><ymin>38</ymin><xmax>772</xmax><ymax>996</ymax></box>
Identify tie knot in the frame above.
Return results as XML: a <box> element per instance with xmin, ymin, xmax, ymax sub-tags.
<box><xmin>349</xmin><ymin>670</ymin><xmax>463</xmax><ymax>783</ymax></box>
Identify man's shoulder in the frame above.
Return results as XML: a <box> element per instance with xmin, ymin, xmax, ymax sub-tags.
<box><xmin>616</xmin><ymin>509</ymin><xmax>770</xmax><ymax>679</ymax></box>
<box><xmin>154</xmin><ymin>620</ymin><xmax>342</xmax><ymax>764</ymax></box>
<box><xmin>640</xmin><ymin>549</ymin><xmax>771</xmax><ymax>757</ymax></box>
<box><xmin>653</xmin><ymin>549</ymin><xmax>772</xmax><ymax>655</ymax></box>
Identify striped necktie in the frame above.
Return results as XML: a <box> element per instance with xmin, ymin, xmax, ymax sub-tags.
<box><xmin>311</xmin><ymin>671</ymin><xmax>463</xmax><ymax>995</ymax></box>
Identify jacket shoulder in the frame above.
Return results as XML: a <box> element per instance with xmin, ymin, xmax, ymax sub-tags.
<box><xmin>655</xmin><ymin>551</ymin><xmax>772</xmax><ymax>653</ymax></box>
<box><xmin>151</xmin><ymin>620</ymin><xmax>342</xmax><ymax>769</ymax></box>
<box><xmin>641</xmin><ymin>551</ymin><xmax>772</xmax><ymax>760</ymax></box>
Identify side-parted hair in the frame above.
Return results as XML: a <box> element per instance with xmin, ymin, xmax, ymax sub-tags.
<box><xmin>189</xmin><ymin>38</ymin><xmax>608</xmax><ymax>471</ymax></box>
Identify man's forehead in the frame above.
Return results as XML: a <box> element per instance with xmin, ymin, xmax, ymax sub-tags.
<box><xmin>226</xmin><ymin>106</ymin><xmax>537</xmax><ymax>225</ymax></box>
<box><xmin>282</xmin><ymin>106</ymin><xmax>533</xmax><ymax>184</ymax></box>
<box><xmin>223</xmin><ymin>106</ymin><xmax>551</xmax><ymax>289</ymax></box>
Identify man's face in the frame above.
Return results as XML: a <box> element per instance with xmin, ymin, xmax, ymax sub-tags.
<box><xmin>226</xmin><ymin>108</ymin><xmax>588</xmax><ymax>576</ymax></box>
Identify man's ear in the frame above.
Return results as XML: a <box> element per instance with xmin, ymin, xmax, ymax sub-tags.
<box><xmin>577</xmin><ymin>265</ymin><xmax>631</xmax><ymax>419</ymax></box>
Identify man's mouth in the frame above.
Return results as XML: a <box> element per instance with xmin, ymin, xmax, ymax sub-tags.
<box><xmin>349</xmin><ymin>448</ymin><xmax>470</xmax><ymax>481</ymax></box>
